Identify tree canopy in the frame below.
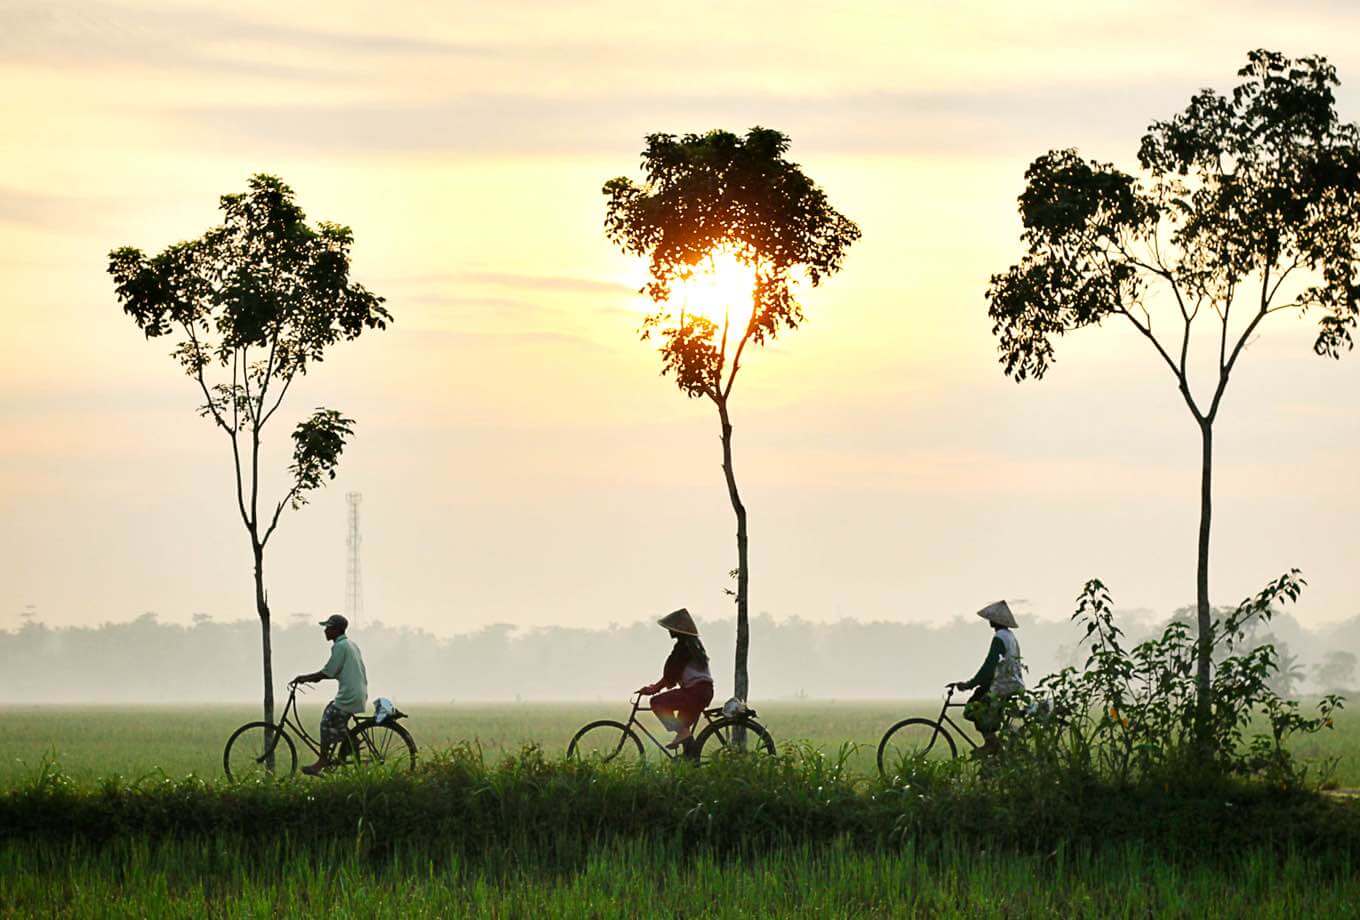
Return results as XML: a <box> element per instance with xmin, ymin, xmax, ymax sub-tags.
<box><xmin>109</xmin><ymin>174</ymin><xmax>390</xmax><ymax>536</ymax></box>
<box><xmin>604</xmin><ymin>127</ymin><xmax>861</xmax><ymax>402</ymax></box>
<box><xmin>989</xmin><ymin>50</ymin><xmax>1360</xmax><ymax>400</ymax></box>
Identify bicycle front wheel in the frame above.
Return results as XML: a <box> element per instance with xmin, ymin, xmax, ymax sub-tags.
<box><xmin>224</xmin><ymin>722</ymin><xmax>298</xmax><ymax>781</ymax></box>
<box><xmin>347</xmin><ymin>722</ymin><xmax>418</xmax><ymax>771</ymax></box>
<box><xmin>877</xmin><ymin>718</ymin><xmax>957</xmax><ymax>779</ymax></box>
<box><xmin>566</xmin><ymin>720</ymin><xmax>645</xmax><ymax>764</ymax></box>
<box><xmin>694</xmin><ymin>717</ymin><xmax>777</xmax><ymax>762</ymax></box>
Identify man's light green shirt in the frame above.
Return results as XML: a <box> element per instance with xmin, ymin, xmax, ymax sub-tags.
<box><xmin>322</xmin><ymin>635</ymin><xmax>368</xmax><ymax>714</ymax></box>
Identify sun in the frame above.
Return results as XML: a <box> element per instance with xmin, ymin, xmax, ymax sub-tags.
<box><xmin>671</xmin><ymin>250</ymin><xmax>758</xmax><ymax>332</ymax></box>
<box><xmin>618</xmin><ymin>247</ymin><xmax>767</xmax><ymax>348</ymax></box>
<box><xmin>621</xmin><ymin>249</ymin><xmax>758</xmax><ymax>335</ymax></box>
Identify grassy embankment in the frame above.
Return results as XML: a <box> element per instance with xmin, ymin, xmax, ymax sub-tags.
<box><xmin>3</xmin><ymin>737</ymin><xmax>1360</xmax><ymax>917</ymax></box>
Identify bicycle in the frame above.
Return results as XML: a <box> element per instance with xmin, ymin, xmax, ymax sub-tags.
<box><xmin>223</xmin><ymin>682</ymin><xmax>417</xmax><ymax>781</ymax></box>
<box><xmin>876</xmin><ymin>684</ymin><xmax>982</xmax><ymax>778</ymax></box>
<box><xmin>567</xmin><ymin>692</ymin><xmax>776</xmax><ymax>764</ymax></box>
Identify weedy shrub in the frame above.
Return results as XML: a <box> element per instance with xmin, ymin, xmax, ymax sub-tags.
<box><xmin>5</xmin><ymin>740</ymin><xmax>1359</xmax><ymax>866</ymax></box>
<box><xmin>1002</xmin><ymin>570</ymin><xmax>1344</xmax><ymax>787</ymax></box>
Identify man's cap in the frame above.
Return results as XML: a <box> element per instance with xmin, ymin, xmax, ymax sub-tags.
<box><xmin>657</xmin><ymin>608</ymin><xmax>700</xmax><ymax>637</ymax></box>
<box><xmin>976</xmin><ymin>600</ymin><xmax>1018</xmax><ymax>629</ymax></box>
<box><xmin>319</xmin><ymin>614</ymin><xmax>349</xmax><ymax>630</ymax></box>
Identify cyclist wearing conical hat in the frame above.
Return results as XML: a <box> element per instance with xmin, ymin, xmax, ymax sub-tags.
<box><xmin>948</xmin><ymin>600</ymin><xmax>1024</xmax><ymax>757</ymax></box>
<box><xmin>637</xmin><ymin>608</ymin><xmax>714</xmax><ymax>758</ymax></box>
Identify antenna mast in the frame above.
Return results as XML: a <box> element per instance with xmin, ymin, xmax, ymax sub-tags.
<box><xmin>345</xmin><ymin>492</ymin><xmax>363</xmax><ymax>624</ymax></box>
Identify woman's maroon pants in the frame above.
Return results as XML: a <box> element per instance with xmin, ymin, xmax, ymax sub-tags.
<box><xmin>650</xmin><ymin>682</ymin><xmax>714</xmax><ymax>734</ymax></box>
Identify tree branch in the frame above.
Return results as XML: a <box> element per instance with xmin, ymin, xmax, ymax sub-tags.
<box><xmin>240</xmin><ymin>343</ymin><xmax>263</xmax><ymax>542</ymax></box>
<box><xmin>723</xmin><ymin>324</ymin><xmax>754</xmax><ymax>402</ymax></box>
<box><xmin>1116</xmin><ymin>306</ymin><xmax>1203</xmax><ymax>421</ymax></box>
<box><xmin>254</xmin><ymin>320</ymin><xmax>282</xmax><ymax>426</ymax></box>
<box><xmin>261</xmin><ymin>491</ymin><xmax>296</xmax><ymax>548</ymax></box>
<box><xmin>230</xmin><ymin>348</ymin><xmax>240</xmax><ymax>434</ymax></box>
<box><xmin>716</xmin><ymin>304</ymin><xmax>731</xmax><ymax>399</ymax></box>
<box><xmin>1218</xmin><ymin>277</ymin><xmax>1238</xmax><ymax>372</ymax></box>
<box><xmin>1266</xmin><ymin>257</ymin><xmax>1301</xmax><ymax>304</ymax></box>
<box><xmin>183</xmin><ymin>321</ymin><xmax>251</xmax><ymax>529</ymax></box>
<box><xmin>182</xmin><ymin>322</ymin><xmax>230</xmax><ymax>434</ymax></box>
<box><xmin>259</xmin><ymin>371</ymin><xmax>296</xmax><ymax>428</ymax></box>
<box><xmin>1207</xmin><ymin>261</ymin><xmax>1275</xmax><ymax>421</ymax></box>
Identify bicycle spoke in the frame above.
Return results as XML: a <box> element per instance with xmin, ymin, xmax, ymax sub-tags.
<box><xmin>567</xmin><ymin>721</ymin><xmax>644</xmax><ymax>764</ymax></box>
<box><xmin>696</xmin><ymin>718</ymin><xmax>776</xmax><ymax>762</ymax></box>
<box><xmin>877</xmin><ymin>718</ymin><xmax>957</xmax><ymax>779</ymax></box>
<box><xmin>345</xmin><ymin>723</ymin><xmax>417</xmax><ymax>771</ymax></box>
<box><xmin>224</xmin><ymin>722</ymin><xmax>296</xmax><ymax>781</ymax></box>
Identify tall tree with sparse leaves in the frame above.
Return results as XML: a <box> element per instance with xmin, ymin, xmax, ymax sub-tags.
<box><xmin>604</xmin><ymin>128</ymin><xmax>860</xmax><ymax>702</ymax></box>
<box><xmin>987</xmin><ymin>51</ymin><xmax>1360</xmax><ymax>737</ymax></box>
<box><xmin>109</xmin><ymin>175</ymin><xmax>390</xmax><ymax>745</ymax></box>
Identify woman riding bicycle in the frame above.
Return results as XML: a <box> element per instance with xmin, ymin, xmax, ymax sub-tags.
<box><xmin>948</xmin><ymin>600</ymin><xmax>1024</xmax><ymax>757</ymax></box>
<box><xmin>637</xmin><ymin>608</ymin><xmax>714</xmax><ymax>757</ymax></box>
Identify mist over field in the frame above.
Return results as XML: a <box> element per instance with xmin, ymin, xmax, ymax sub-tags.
<box><xmin>4</xmin><ymin>605</ymin><xmax>1357</xmax><ymax>704</ymax></box>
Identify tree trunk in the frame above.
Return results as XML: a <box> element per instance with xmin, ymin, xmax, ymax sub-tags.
<box><xmin>1194</xmin><ymin>420</ymin><xmax>1214</xmax><ymax>743</ymax></box>
<box><xmin>254</xmin><ymin>543</ymin><xmax>276</xmax><ymax>768</ymax></box>
<box><xmin>716</xmin><ymin>398</ymin><xmax>750</xmax><ymax>703</ymax></box>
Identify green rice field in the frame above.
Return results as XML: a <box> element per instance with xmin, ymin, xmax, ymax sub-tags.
<box><xmin>2</xmin><ymin>699</ymin><xmax>1357</xmax><ymax>788</ymax></box>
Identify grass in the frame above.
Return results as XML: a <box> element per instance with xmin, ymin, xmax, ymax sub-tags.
<box><xmin>3</xmin><ymin>702</ymin><xmax>1357</xmax><ymax>918</ymax></box>
<box><xmin>4</xmin><ymin>836</ymin><xmax>1360</xmax><ymax>918</ymax></box>
<box><xmin>3</xmin><ymin>699</ymin><xmax>1356</xmax><ymax>788</ymax></box>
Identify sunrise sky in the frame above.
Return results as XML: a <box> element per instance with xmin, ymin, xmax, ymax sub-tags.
<box><xmin>2</xmin><ymin>0</ymin><xmax>1358</xmax><ymax>636</ymax></box>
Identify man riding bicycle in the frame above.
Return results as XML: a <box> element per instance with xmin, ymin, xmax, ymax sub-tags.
<box><xmin>291</xmin><ymin>613</ymin><xmax>367</xmax><ymax>776</ymax></box>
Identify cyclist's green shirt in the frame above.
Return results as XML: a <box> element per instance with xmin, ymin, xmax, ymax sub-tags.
<box><xmin>322</xmin><ymin>635</ymin><xmax>368</xmax><ymax>714</ymax></box>
<box><xmin>961</xmin><ymin>636</ymin><xmax>1005</xmax><ymax>692</ymax></box>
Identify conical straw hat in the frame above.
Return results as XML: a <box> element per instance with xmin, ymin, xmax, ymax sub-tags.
<box><xmin>976</xmin><ymin>600</ymin><xmax>1018</xmax><ymax>629</ymax></box>
<box><xmin>657</xmin><ymin>608</ymin><xmax>700</xmax><ymax>636</ymax></box>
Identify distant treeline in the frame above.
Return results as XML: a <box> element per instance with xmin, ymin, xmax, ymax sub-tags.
<box><xmin>2</xmin><ymin>608</ymin><xmax>1357</xmax><ymax>704</ymax></box>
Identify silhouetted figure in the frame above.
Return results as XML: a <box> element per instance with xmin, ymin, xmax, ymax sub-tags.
<box><xmin>949</xmin><ymin>601</ymin><xmax>1024</xmax><ymax>757</ymax></box>
<box><xmin>637</xmin><ymin>609</ymin><xmax>714</xmax><ymax>758</ymax></box>
<box><xmin>292</xmin><ymin>614</ymin><xmax>368</xmax><ymax>775</ymax></box>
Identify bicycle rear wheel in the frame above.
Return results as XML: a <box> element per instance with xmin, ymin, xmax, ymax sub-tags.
<box><xmin>347</xmin><ymin>721</ymin><xmax>418</xmax><ymax>771</ymax></box>
<box><xmin>566</xmin><ymin>720</ymin><xmax>645</xmax><ymax>764</ymax></box>
<box><xmin>877</xmin><ymin>718</ymin><xmax>957</xmax><ymax>779</ymax></box>
<box><xmin>223</xmin><ymin>722</ymin><xmax>298</xmax><ymax>781</ymax></box>
<box><xmin>694</xmin><ymin>717</ymin><xmax>777</xmax><ymax>762</ymax></box>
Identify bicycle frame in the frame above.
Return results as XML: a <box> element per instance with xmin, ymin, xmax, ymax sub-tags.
<box><xmin>621</xmin><ymin>692</ymin><xmax>714</xmax><ymax>759</ymax></box>
<box><xmin>934</xmin><ymin>686</ymin><xmax>982</xmax><ymax>751</ymax></box>
<box><xmin>264</xmin><ymin>684</ymin><xmax>360</xmax><ymax>759</ymax></box>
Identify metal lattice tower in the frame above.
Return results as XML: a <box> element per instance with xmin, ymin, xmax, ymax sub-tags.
<box><xmin>345</xmin><ymin>492</ymin><xmax>363</xmax><ymax>624</ymax></box>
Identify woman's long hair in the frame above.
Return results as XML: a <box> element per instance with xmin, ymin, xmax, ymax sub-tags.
<box><xmin>673</xmin><ymin>633</ymin><xmax>709</xmax><ymax>667</ymax></box>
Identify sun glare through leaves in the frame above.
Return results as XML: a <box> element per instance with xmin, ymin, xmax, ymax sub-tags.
<box><xmin>623</xmin><ymin>248</ymin><xmax>759</xmax><ymax>337</ymax></box>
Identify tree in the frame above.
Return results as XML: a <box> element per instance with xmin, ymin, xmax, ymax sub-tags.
<box><xmin>604</xmin><ymin>128</ymin><xmax>860</xmax><ymax>701</ymax></box>
<box><xmin>986</xmin><ymin>51</ymin><xmax>1360</xmax><ymax>734</ymax></box>
<box><xmin>108</xmin><ymin>174</ymin><xmax>389</xmax><ymax>741</ymax></box>
<box><xmin>1313</xmin><ymin>650</ymin><xmax>1358</xmax><ymax>693</ymax></box>
<box><xmin>1265</xmin><ymin>641</ymin><xmax>1306</xmax><ymax>699</ymax></box>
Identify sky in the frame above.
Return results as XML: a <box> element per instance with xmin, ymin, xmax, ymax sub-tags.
<box><xmin>1</xmin><ymin>0</ymin><xmax>1358</xmax><ymax>639</ymax></box>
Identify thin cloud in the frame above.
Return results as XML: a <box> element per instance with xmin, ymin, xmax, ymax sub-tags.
<box><xmin>383</xmin><ymin>271</ymin><xmax>630</xmax><ymax>296</ymax></box>
<box><xmin>459</xmin><ymin>272</ymin><xmax>633</xmax><ymax>295</ymax></box>
<box><xmin>0</xmin><ymin>186</ymin><xmax>122</xmax><ymax>231</ymax></box>
<box><xmin>171</xmin><ymin>83</ymin><xmax>1196</xmax><ymax>158</ymax></box>
<box><xmin>392</xmin><ymin>328</ymin><xmax>611</xmax><ymax>352</ymax></box>
<box><xmin>0</xmin><ymin>1</ymin><xmax>528</xmax><ymax>82</ymax></box>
